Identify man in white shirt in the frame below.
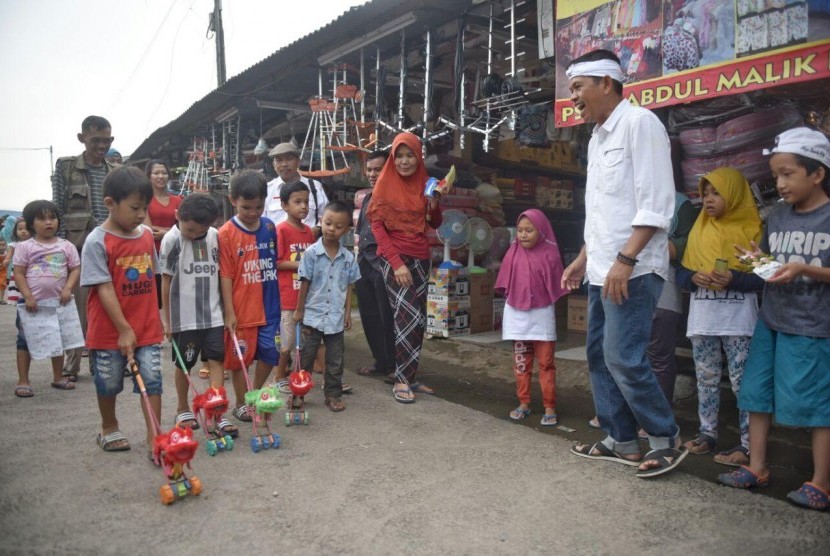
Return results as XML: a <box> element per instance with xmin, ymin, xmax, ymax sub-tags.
<box><xmin>265</xmin><ymin>142</ymin><xmax>328</xmax><ymax>237</ymax></box>
<box><xmin>560</xmin><ymin>50</ymin><xmax>687</xmax><ymax>478</ymax></box>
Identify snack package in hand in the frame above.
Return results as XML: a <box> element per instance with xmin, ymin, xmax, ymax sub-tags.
<box><xmin>737</xmin><ymin>253</ymin><xmax>783</xmax><ymax>281</ymax></box>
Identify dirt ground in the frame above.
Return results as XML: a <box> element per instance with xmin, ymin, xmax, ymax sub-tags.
<box><xmin>1</xmin><ymin>303</ymin><xmax>828</xmax><ymax>555</ymax></box>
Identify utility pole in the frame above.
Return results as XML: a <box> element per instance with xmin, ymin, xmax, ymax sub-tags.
<box><xmin>210</xmin><ymin>0</ymin><xmax>227</xmax><ymax>86</ymax></box>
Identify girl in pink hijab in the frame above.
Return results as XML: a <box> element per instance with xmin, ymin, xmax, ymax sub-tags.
<box><xmin>495</xmin><ymin>209</ymin><xmax>568</xmax><ymax>425</ymax></box>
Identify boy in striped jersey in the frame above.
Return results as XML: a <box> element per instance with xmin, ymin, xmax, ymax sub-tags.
<box><xmin>159</xmin><ymin>194</ymin><xmax>236</xmax><ymax>437</ymax></box>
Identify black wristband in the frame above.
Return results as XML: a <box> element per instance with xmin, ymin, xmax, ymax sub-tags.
<box><xmin>616</xmin><ymin>252</ymin><xmax>638</xmax><ymax>266</ymax></box>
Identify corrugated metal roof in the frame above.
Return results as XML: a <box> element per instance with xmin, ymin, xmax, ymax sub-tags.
<box><xmin>131</xmin><ymin>0</ymin><xmax>473</xmax><ymax>161</ymax></box>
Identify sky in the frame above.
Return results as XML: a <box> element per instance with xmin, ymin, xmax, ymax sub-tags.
<box><xmin>0</xmin><ymin>0</ymin><xmax>366</xmax><ymax>212</ymax></box>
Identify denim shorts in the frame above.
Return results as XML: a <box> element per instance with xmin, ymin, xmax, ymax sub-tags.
<box><xmin>91</xmin><ymin>344</ymin><xmax>162</xmax><ymax>397</ymax></box>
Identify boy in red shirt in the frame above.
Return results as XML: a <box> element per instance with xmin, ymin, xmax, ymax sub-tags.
<box><xmin>219</xmin><ymin>170</ymin><xmax>281</xmax><ymax>422</ymax></box>
<box><xmin>81</xmin><ymin>166</ymin><xmax>163</xmax><ymax>454</ymax></box>
<box><xmin>275</xmin><ymin>181</ymin><xmax>314</xmax><ymax>391</ymax></box>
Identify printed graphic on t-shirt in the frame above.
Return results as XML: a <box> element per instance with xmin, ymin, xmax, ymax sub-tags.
<box><xmin>31</xmin><ymin>252</ymin><xmax>67</xmax><ymax>278</ymax></box>
<box><xmin>768</xmin><ymin>229</ymin><xmax>830</xmax><ymax>295</ymax></box>
<box><xmin>693</xmin><ymin>289</ymin><xmax>747</xmax><ymax>303</ymax></box>
<box><xmin>116</xmin><ymin>253</ymin><xmax>155</xmax><ymax>297</ymax></box>
<box><xmin>288</xmin><ymin>245</ymin><xmax>309</xmax><ymax>290</ymax></box>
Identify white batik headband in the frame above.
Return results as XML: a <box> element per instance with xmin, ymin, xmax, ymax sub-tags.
<box><xmin>565</xmin><ymin>59</ymin><xmax>624</xmax><ymax>83</ymax></box>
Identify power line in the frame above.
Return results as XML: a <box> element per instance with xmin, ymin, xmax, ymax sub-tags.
<box><xmin>107</xmin><ymin>0</ymin><xmax>179</xmax><ymax>115</ymax></box>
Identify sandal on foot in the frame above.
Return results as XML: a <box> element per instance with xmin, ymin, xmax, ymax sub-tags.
<box><xmin>384</xmin><ymin>373</ymin><xmax>396</xmax><ymax>385</ymax></box>
<box><xmin>97</xmin><ymin>431</ymin><xmax>131</xmax><ymax>452</ymax></box>
<box><xmin>341</xmin><ymin>382</ymin><xmax>354</xmax><ymax>394</ymax></box>
<box><xmin>718</xmin><ymin>465</ymin><xmax>769</xmax><ymax>489</ymax></box>
<box><xmin>787</xmin><ymin>482</ymin><xmax>830</xmax><ymax>511</ymax></box>
<box><xmin>509</xmin><ymin>407</ymin><xmax>531</xmax><ymax>421</ymax></box>
<box><xmin>636</xmin><ymin>448</ymin><xmax>689</xmax><ymax>478</ymax></box>
<box><xmin>275</xmin><ymin>379</ymin><xmax>291</xmax><ymax>395</ymax></box>
<box><xmin>393</xmin><ymin>385</ymin><xmax>415</xmax><ymax>404</ymax></box>
<box><xmin>541</xmin><ymin>413</ymin><xmax>558</xmax><ymax>426</ymax></box>
<box><xmin>570</xmin><ymin>441</ymin><xmax>641</xmax><ymax>467</ymax></box>
<box><xmin>198</xmin><ymin>367</ymin><xmax>210</xmax><ymax>380</ymax></box>
<box><xmin>714</xmin><ymin>445</ymin><xmax>749</xmax><ymax>467</ymax></box>
<box><xmin>683</xmin><ymin>434</ymin><xmax>717</xmax><ymax>455</ymax></box>
<box><xmin>51</xmin><ymin>379</ymin><xmax>76</xmax><ymax>390</ymax></box>
<box><xmin>174</xmin><ymin>411</ymin><xmax>200</xmax><ymax>430</ymax></box>
<box><xmin>62</xmin><ymin>371</ymin><xmax>78</xmax><ymax>383</ymax></box>
<box><xmin>410</xmin><ymin>382</ymin><xmax>434</xmax><ymax>395</ymax></box>
<box><xmin>325</xmin><ymin>397</ymin><xmax>346</xmax><ymax>412</ymax></box>
<box><xmin>588</xmin><ymin>416</ymin><xmax>600</xmax><ymax>429</ymax></box>
<box><xmin>232</xmin><ymin>405</ymin><xmax>253</xmax><ymax>422</ymax></box>
<box><xmin>357</xmin><ymin>366</ymin><xmax>384</xmax><ymax>376</ymax></box>
<box><xmin>14</xmin><ymin>385</ymin><xmax>33</xmax><ymax>398</ymax></box>
<box><xmin>216</xmin><ymin>418</ymin><xmax>238</xmax><ymax>439</ymax></box>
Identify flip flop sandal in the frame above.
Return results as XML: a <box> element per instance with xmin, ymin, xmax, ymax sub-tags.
<box><xmin>216</xmin><ymin>418</ymin><xmax>238</xmax><ymax>439</ymax></box>
<box><xmin>410</xmin><ymin>382</ymin><xmax>434</xmax><ymax>395</ymax></box>
<box><xmin>232</xmin><ymin>405</ymin><xmax>253</xmax><ymax>422</ymax></box>
<box><xmin>357</xmin><ymin>366</ymin><xmax>383</xmax><ymax>376</ymax></box>
<box><xmin>393</xmin><ymin>385</ymin><xmax>415</xmax><ymax>404</ymax></box>
<box><xmin>787</xmin><ymin>482</ymin><xmax>830</xmax><ymax>511</ymax></box>
<box><xmin>713</xmin><ymin>445</ymin><xmax>750</xmax><ymax>467</ymax></box>
<box><xmin>384</xmin><ymin>373</ymin><xmax>396</xmax><ymax>385</ymax></box>
<box><xmin>174</xmin><ymin>411</ymin><xmax>200</xmax><ymax>430</ymax></box>
<box><xmin>14</xmin><ymin>385</ymin><xmax>34</xmax><ymax>398</ymax></box>
<box><xmin>718</xmin><ymin>465</ymin><xmax>769</xmax><ymax>489</ymax></box>
<box><xmin>51</xmin><ymin>380</ymin><xmax>76</xmax><ymax>390</ymax></box>
<box><xmin>62</xmin><ymin>372</ymin><xmax>78</xmax><ymax>383</ymax></box>
<box><xmin>275</xmin><ymin>380</ymin><xmax>292</xmax><ymax>395</ymax></box>
<box><xmin>636</xmin><ymin>448</ymin><xmax>689</xmax><ymax>478</ymax></box>
<box><xmin>540</xmin><ymin>413</ymin><xmax>558</xmax><ymax>426</ymax></box>
<box><xmin>509</xmin><ymin>407</ymin><xmax>531</xmax><ymax>421</ymax></box>
<box><xmin>97</xmin><ymin>431</ymin><xmax>131</xmax><ymax>452</ymax></box>
<box><xmin>588</xmin><ymin>416</ymin><xmax>600</xmax><ymax>429</ymax></box>
<box><xmin>570</xmin><ymin>441</ymin><xmax>641</xmax><ymax>467</ymax></box>
<box><xmin>325</xmin><ymin>397</ymin><xmax>346</xmax><ymax>412</ymax></box>
<box><xmin>683</xmin><ymin>434</ymin><xmax>717</xmax><ymax>455</ymax></box>
<box><xmin>198</xmin><ymin>367</ymin><xmax>210</xmax><ymax>379</ymax></box>
<box><xmin>341</xmin><ymin>382</ymin><xmax>354</xmax><ymax>394</ymax></box>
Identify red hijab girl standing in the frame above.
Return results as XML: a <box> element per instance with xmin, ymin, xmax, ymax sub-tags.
<box><xmin>367</xmin><ymin>133</ymin><xmax>443</xmax><ymax>403</ymax></box>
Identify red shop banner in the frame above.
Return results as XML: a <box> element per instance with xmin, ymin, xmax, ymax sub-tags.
<box><xmin>556</xmin><ymin>39</ymin><xmax>830</xmax><ymax>127</ymax></box>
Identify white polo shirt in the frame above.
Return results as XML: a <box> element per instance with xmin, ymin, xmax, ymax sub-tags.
<box><xmin>265</xmin><ymin>175</ymin><xmax>329</xmax><ymax>228</ymax></box>
<box><xmin>584</xmin><ymin>100</ymin><xmax>675</xmax><ymax>286</ymax></box>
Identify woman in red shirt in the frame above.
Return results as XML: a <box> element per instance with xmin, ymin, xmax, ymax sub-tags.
<box><xmin>367</xmin><ymin>133</ymin><xmax>443</xmax><ymax>403</ymax></box>
<box><xmin>143</xmin><ymin>159</ymin><xmax>181</xmax><ymax>307</ymax></box>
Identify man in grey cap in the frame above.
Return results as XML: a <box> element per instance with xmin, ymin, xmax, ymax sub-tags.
<box><xmin>265</xmin><ymin>142</ymin><xmax>328</xmax><ymax>237</ymax></box>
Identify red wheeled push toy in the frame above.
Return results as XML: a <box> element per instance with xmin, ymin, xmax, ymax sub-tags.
<box><xmin>286</xmin><ymin>323</ymin><xmax>313</xmax><ymax>426</ymax></box>
<box><xmin>231</xmin><ymin>332</ymin><xmax>283</xmax><ymax>452</ymax></box>
<box><xmin>128</xmin><ymin>360</ymin><xmax>201</xmax><ymax>505</ymax></box>
<box><xmin>171</xmin><ymin>339</ymin><xmax>234</xmax><ymax>456</ymax></box>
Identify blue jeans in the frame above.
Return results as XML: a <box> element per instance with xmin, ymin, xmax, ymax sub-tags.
<box><xmin>587</xmin><ymin>274</ymin><xmax>679</xmax><ymax>455</ymax></box>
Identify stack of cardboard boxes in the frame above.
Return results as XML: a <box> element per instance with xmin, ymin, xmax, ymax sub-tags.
<box><xmin>427</xmin><ymin>268</ymin><xmax>471</xmax><ymax>337</ymax></box>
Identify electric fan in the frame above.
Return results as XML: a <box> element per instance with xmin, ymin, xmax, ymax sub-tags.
<box><xmin>466</xmin><ymin>217</ymin><xmax>493</xmax><ymax>273</ymax></box>
<box><xmin>436</xmin><ymin>209</ymin><xmax>470</xmax><ymax>269</ymax></box>
<box><xmin>482</xmin><ymin>227</ymin><xmax>512</xmax><ymax>270</ymax></box>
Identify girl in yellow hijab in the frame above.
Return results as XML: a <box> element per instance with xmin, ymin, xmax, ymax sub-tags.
<box><xmin>678</xmin><ymin>167</ymin><xmax>765</xmax><ymax>467</ymax></box>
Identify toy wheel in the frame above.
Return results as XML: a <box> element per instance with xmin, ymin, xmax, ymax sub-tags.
<box><xmin>250</xmin><ymin>437</ymin><xmax>261</xmax><ymax>453</ymax></box>
<box><xmin>272</xmin><ymin>434</ymin><xmax>281</xmax><ymax>449</ymax></box>
<box><xmin>261</xmin><ymin>435</ymin><xmax>272</xmax><ymax>449</ymax></box>
<box><xmin>224</xmin><ymin>436</ymin><xmax>234</xmax><ymax>450</ymax></box>
<box><xmin>189</xmin><ymin>476</ymin><xmax>203</xmax><ymax>496</ymax></box>
<box><xmin>206</xmin><ymin>440</ymin><xmax>218</xmax><ymax>457</ymax></box>
<box><xmin>160</xmin><ymin>484</ymin><xmax>175</xmax><ymax>505</ymax></box>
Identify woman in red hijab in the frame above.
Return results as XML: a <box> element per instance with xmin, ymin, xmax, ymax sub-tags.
<box><xmin>367</xmin><ymin>133</ymin><xmax>443</xmax><ymax>403</ymax></box>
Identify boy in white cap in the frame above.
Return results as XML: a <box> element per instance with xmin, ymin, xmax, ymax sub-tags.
<box><xmin>560</xmin><ymin>49</ymin><xmax>686</xmax><ymax>478</ymax></box>
<box><xmin>720</xmin><ymin>127</ymin><xmax>830</xmax><ymax>511</ymax></box>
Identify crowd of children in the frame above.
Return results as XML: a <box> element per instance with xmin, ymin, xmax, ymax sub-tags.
<box><xmin>6</xmin><ymin>125</ymin><xmax>830</xmax><ymax>510</ymax></box>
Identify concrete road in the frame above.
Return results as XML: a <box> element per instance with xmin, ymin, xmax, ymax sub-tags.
<box><xmin>0</xmin><ymin>303</ymin><xmax>827</xmax><ymax>555</ymax></box>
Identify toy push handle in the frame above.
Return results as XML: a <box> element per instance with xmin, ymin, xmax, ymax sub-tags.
<box><xmin>127</xmin><ymin>360</ymin><xmax>147</xmax><ymax>391</ymax></box>
<box><xmin>295</xmin><ymin>322</ymin><xmax>302</xmax><ymax>351</ymax></box>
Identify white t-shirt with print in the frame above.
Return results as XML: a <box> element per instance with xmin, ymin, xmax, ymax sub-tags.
<box><xmin>686</xmin><ymin>288</ymin><xmax>758</xmax><ymax>337</ymax></box>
